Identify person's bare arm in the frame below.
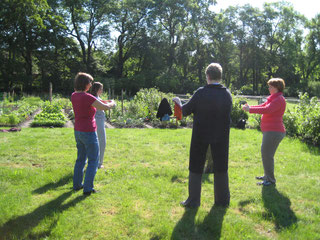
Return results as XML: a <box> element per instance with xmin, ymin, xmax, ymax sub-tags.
<box><xmin>92</xmin><ymin>99</ymin><xmax>115</xmax><ymax>110</ymax></box>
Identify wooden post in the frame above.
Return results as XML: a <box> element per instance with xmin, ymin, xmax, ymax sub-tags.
<box><xmin>121</xmin><ymin>89</ymin><xmax>124</xmax><ymax>116</ymax></box>
<box><xmin>49</xmin><ymin>82</ymin><xmax>53</xmax><ymax>103</ymax></box>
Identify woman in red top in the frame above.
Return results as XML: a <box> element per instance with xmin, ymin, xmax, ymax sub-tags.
<box><xmin>242</xmin><ymin>78</ymin><xmax>286</xmax><ymax>186</ymax></box>
<box><xmin>71</xmin><ymin>72</ymin><xmax>115</xmax><ymax>195</ymax></box>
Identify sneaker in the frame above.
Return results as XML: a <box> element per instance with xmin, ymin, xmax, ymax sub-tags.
<box><xmin>255</xmin><ymin>176</ymin><xmax>265</xmax><ymax>180</ymax></box>
<box><xmin>180</xmin><ymin>199</ymin><xmax>200</xmax><ymax>208</ymax></box>
<box><xmin>257</xmin><ymin>180</ymin><xmax>275</xmax><ymax>186</ymax></box>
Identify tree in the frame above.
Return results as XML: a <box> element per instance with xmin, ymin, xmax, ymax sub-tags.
<box><xmin>261</xmin><ymin>2</ymin><xmax>304</xmax><ymax>82</ymax></box>
<box><xmin>110</xmin><ymin>0</ymin><xmax>153</xmax><ymax>81</ymax></box>
<box><xmin>0</xmin><ymin>0</ymin><xmax>51</xmax><ymax>92</ymax></box>
<box><xmin>62</xmin><ymin>0</ymin><xmax>111</xmax><ymax>73</ymax></box>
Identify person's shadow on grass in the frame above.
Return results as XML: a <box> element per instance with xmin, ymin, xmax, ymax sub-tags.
<box><xmin>32</xmin><ymin>173</ymin><xmax>73</xmax><ymax>194</ymax></box>
<box><xmin>0</xmin><ymin>174</ymin><xmax>86</xmax><ymax>239</ymax></box>
<box><xmin>171</xmin><ymin>204</ymin><xmax>227</xmax><ymax>240</ymax></box>
<box><xmin>262</xmin><ymin>185</ymin><xmax>298</xmax><ymax>231</ymax></box>
<box><xmin>197</xmin><ymin>205</ymin><xmax>228</xmax><ymax>240</ymax></box>
<box><xmin>171</xmin><ymin>207</ymin><xmax>198</xmax><ymax>240</ymax></box>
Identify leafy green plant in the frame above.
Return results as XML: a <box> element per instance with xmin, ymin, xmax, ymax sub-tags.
<box><xmin>31</xmin><ymin>101</ymin><xmax>67</xmax><ymax>127</ymax></box>
<box><xmin>281</xmin><ymin>93</ymin><xmax>320</xmax><ymax>145</ymax></box>
<box><xmin>231</xmin><ymin>97</ymin><xmax>249</xmax><ymax>127</ymax></box>
<box><xmin>0</xmin><ymin>96</ymin><xmax>42</xmax><ymax>126</ymax></box>
<box><xmin>31</xmin><ymin>112</ymin><xmax>66</xmax><ymax>127</ymax></box>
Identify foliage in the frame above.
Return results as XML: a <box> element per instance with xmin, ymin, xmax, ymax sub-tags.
<box><xmin>239</xmin><ymin>84</ymin><xmax>254</xmax><ymax>95</ymax></box>
<box><xmin>283</xmin><ymin>93</ymin><xmax>320</xmax><ymax>145</ymax></box>
<box><xmin>1</xmin><ymin>1</ymin><xmax>319</xmax><ymax>96</ymax></box>
<box><xmin>231</xmin><ymin>97</ymin><xmax>249</xmax><ymax>128</ymax></box>
<box><xmin>110</xmin><ymin>117</ymin><xmax>145</xmax><ymax>128</ymax></box>
<box><xmin>0</xmin><ymin>96</ymin><xmax>42</xmax><ymax>126</ymax></box>
<box><xmin>109</xmin><ymin>88</ymin><xmax>175</xmax><ymax>127</ymax></box>
<box><xmin>31</xmin><ymin>112</ymin><xmax>66</xmax><ymax>127</ymax></box>
<box><xmin>31</xmin><ymin>101</ymin><xmax>67</xmax><ymax>127</ymax></box>
<box><xmin>307</xmin><ymin>81</ymin><xmax>320</xmax><ymax>97</ymax></box>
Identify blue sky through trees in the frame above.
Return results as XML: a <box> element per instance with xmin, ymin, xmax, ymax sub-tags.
<box><xmin>212</xmin><ymin>0</ymin><xmax>319</xmax><ymax>19</ymax></box>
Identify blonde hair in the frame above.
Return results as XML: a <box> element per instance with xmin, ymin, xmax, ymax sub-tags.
<box><xmin>268</xmin><ymin>78</ymin><xmax>285</xmax><ymax>92</ymax></box>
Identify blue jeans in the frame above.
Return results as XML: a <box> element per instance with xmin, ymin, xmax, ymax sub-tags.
<box><xmin>73</xmin><ymin>131</ymin><xmax>99</xmax><ymax>192</ymax></box>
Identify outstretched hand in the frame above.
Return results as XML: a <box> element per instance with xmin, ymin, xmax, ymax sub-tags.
<box><xmin>102</xmin><ymin>100</ymin><xmax>116</xmax><ymax>108</ymax></box>
<box><xmin>242</xmin><ymin>103</ymin><xmax>250</xmax><ymax>112</ymax></box>
<box><xmin>108</xmin><ymin>100</ymin><xmax>116</xmax><ymax>108</ymax></box>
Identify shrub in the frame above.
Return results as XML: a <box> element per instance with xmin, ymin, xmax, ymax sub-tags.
<box><xmin>283</xmin><ymin>93</ymin><xmax>320</xmax><ymax>146</ymax></box>
<box><xmin>239</xmin><ymin>84</ymin><xmax>253</xmax><ymax>95</ymax></box>
<box><xmin>8</xmin><ymin>113</ymin><xmax>20</xmax><ymax>125</ymax></box>
<box><xmin>307</xmin><ymin>81</ymin><xmax>320</xmax><ymax>97</ymax></box>
<box><xmin>109</xmin><ymin>88</ymin><xmax>175</xmax><ymax>122</ymax></box>
<box><xmin>20</xmin><ymin>96</ymin><xmax>43</xmax><ymax>107</ymax></box>
<box><xmin>231</xmin><ymin>97</ymin><xmax>249</xmax><ymax>128</ymax></box>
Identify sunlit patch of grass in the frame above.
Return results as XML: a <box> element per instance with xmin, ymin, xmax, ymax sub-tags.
<box><xmin>0</xmin><ymin>128</ymin><xmax>319</xmax><ymax>239</ymax></box>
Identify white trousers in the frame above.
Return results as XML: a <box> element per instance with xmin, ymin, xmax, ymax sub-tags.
<box><xmin>95</xmin><ymin>117</ymin><xmax>106</xmax><ymax>167</ymax></box>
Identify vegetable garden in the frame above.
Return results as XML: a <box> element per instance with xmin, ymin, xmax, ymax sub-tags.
<box><xmin>1</xmin><ymin>89</ymin><xmax>320</xmax><ymax>146</ymax></box>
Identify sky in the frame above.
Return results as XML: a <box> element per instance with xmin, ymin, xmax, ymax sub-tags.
<box><xmin>212</xmin><ymin>0</ymin><xmax>320</xmax><ymax>19</ymax></box>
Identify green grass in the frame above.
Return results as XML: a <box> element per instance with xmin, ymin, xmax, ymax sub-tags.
<box><xmin>0</xmin><ymin>128</ymin><xmax>319</xmax><ymax>240</ymax></box>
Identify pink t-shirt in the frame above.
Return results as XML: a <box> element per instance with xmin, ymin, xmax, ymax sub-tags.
<box><xmin>249</xmin><ymin>92</ymin><xmax>286</xmax><ymax>132</ymax></box>
<box><xmin>71</xmin><ymin>92</ymin><xmax>97</xmax><ymax>132</ymax></box>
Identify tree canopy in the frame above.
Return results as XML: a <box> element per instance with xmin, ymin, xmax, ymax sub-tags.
<box><xmin>0</xmin><ymin>0</ymin><xmax>319</xmax><ymax>96</ymax></box>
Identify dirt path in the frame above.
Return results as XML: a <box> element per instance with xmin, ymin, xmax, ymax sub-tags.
<box><xmin>62</xmin><ymin>109</ymin><xmax>74</xmax><ymax>128</ymax></box>
<box><xmin>105</xmin><ymin>122</ymin><xmax>114</xmax><ymax>129</ymax></box>
<box><xmin>19</xmin><ymin>108</ymin><xmax>42</xmax><ymax>128</ymax></box>
<box><xmin>144</xmin><ymin>123</ymin><xmax>153</xmax><ymax>128</ymax></box>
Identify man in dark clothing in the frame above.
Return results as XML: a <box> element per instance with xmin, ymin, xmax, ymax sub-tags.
<box><xmin>174</xmin><ymin>63</ymin><xmax>232</xmax><ymax>208</ymax></box>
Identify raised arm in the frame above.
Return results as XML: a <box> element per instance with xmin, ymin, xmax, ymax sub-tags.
<box><xmin>182</xmin><ymin>92</ymin><xmax>198</xmax><ymax>117</ymax></box>
<box><xmin>92</xmin><ymin>99</ymin><xmax>116</xmax><ymax>111</ymax></box>
<box><xmin>248</xmin><ymin>98</ymin><xmax>284</xmax><ymax>114</ymax></box>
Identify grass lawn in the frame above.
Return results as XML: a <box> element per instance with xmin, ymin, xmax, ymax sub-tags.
<box><xmin>0</xmin><ymin>128</ymin><xmax>319</xmax><ymax>240</ymax></box>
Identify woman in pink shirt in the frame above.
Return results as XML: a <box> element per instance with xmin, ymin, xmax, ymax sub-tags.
<box><xmin>71</xmin><ymin>72</ymin><xmax>115</xmax><ymax>195</ymax></box>
<box><xmin>242</xmin><ymin>78</ymin><xmax>286</xmax><ymax>186</ymax></box>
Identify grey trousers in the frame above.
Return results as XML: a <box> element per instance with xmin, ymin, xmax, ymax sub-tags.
<box><xmin>261</xmin><ymin>131</ymin><xmax>285</xmax><ymax>183</ymax></box>
<box><xmin>95</xmin><ymin>117</ymin><xmax>106</xmax><ymax>167</ymax></box>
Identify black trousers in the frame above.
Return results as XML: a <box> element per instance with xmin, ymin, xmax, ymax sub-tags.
<box><xmin>187</xmin><ymin>171</ymin><xmax>230</xmax><ymax>206</ymax></box>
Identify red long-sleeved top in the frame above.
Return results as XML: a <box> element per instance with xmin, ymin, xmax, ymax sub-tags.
<box><xmin>249</xmin><ymin>92</ymin><xmax>286</xmax><ymax>132</ymax></box>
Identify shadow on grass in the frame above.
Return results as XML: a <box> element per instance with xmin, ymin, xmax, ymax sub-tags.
<box><xmin>1</xmin><ymin>173</ymin><xmax>86</xmax><ymax>240</ymax></box>
<box><xmin>302</xmin><ymin>142</ymin><xmax>320</xmax><ymax>156</ymax></box>
<box><xmin>286</xmin><ymin>136</ymin><xmax>320</xmax><ymax>156</ymax></box>
<box><xmin>262</xmin><ymin>185</ymin><xmax>298</xmax><ymax>231</ymax></box>
<box><xmin>32</xmin><ymin>173</ymin><xmax>73</xmax><ymax>194</ymax></box>
<box><xmin>0</xmin><ymin>191</ymin><xmax>86</xmax><ymax>239</ymax></box>
<box><xmin>197</xmin><ymin>205</ymin><xmax>228</xmax><ymax>240</ymax></box>
<box><xmin>171</xmin><ymin>207</ymin><xmax>198</xmax><ymax>240</ymax></box>
<box><xmin>171</xmin><ymin>205</ymin><xmax>227</xmax><ymax>240</ymax></box>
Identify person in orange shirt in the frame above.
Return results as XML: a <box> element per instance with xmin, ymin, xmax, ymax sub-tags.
<box><xmin>173</xmin><ymin>98</ymin><xmax>182</xmax><ymax>121</ymax></box>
